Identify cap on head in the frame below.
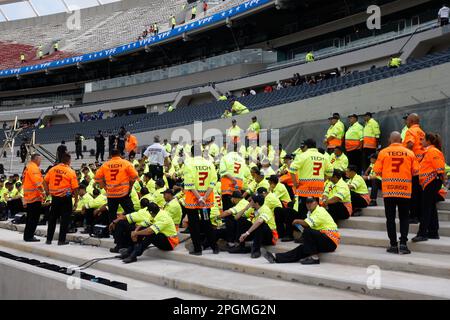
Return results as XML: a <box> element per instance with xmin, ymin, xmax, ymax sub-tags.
<box><xmin>364</xmin><ymin>112</ymin><xmax>373</xmax><ymax>117</ymax></box>
<box><xmin>305</xmin><ymin>197</ymin><xmax>318</xmax><ymax>204</ymax></box>
<box><xmin>163</xmin><ymin>189</ymin><xmax>175</xmax><ymax>196</ymax></box>
<box><xmin>348</xmin><ymin>114</ymin><xmax>358</xmax><ymax>119</ymax></box>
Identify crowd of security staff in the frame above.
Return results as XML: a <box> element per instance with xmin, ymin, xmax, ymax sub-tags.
<box><xmin>2</xmin><ymin>111</ymin><xmax>448</xmax><ymax>266</ymax></box>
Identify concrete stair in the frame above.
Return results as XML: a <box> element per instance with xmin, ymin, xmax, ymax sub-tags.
<box><xmin>361</xmin><ymin>206</ymin><xmax>450</xmax><ymax>221</ymax></box>
<box><xmin>1</xmin><ymin>217</ymin><xmax>450</xmax><ymax>299</ymax></box>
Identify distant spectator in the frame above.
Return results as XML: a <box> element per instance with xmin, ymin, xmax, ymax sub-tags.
<box><xmin>20</xmin><ymin>53</ymin><xmax>26</xmax><ymax>63</ymax></box>
<box><xmin>276</xmin><ymin>81</ymin><xmax>284</xmax><ymax>90</ymax></box>
<box><xmin>388</xmin><ymin>56</ymin><xmax>402</xmax><ymax>68</ymax></box>
<box><xmin>191</xmin><ymin>5</ymin><xmax>197</xmax><ymax>19</ymax></box>
<box><xmin>53</xmin><ymin>42</ymin><xmax>59</xmax><ymax>52</ymax></box>
<box><xmin>79</xmin><ymin>112</ymin><xmax>84</xmax><ymax>122</ymax></box>
<box><xmin>75</xmin><ymin>134</ymin><xmax>84</xmax><ymax>160</ymax></box>
<box><xmin>264</xmin><ymin>85</ymin><xmax>273</xmax><ymax>93</ymax></box>
<box><xmin>167</xmin><ymin>104</ymin><xmax>175</xmax><ymax>112</ymax></box>
<box><xmin>38</xmin><ymin>49</ymin><xmax>43</xmax><ymax>60</ymax></box>
<box><xmin>230</xmin><ymin>97</ymin><xmax>249</xmax><ymax>115</ymax></box>
<box><xmin>56</xmin><ymin>141</ymin><xmax>67</xmax><ymax>163</ymax></box>
<box><xmin>2</xmin><ymin>122</ymin><xmax>7</xmax><ymax>130</ymax></box>
<box><xmin>218</xmin><ymin>93</ymin><xmax>228</xmax><ymax>101</ymax></box>
<box><xmin>170</xmin><ymin>15</ymin><xmax>176</xmax><ymax>30</ymax></box>
<box><xmin>203</xmin><ymin>1</ymin><xmax>208</xmax><ymax>14</ymax></box>
<box><xmin>95</xmin><ymin>131</ymin><xmax>105</xmax><ymax>162</ymax></box>
<box><xmin>221</xmin><ymin>109</ymin><xmax>232</xmax><ymax>118</ymax></box>
<box><xmin>438</xmin><ymin>4</ymin><xmax>449</xmax><ymax>26</ymax></box>
<box><xmin>153</xmin><ymin>22</ymin><xmax>159</xmax><ymax>35</ymax></box>
<box><xmin>250</xmin><ymin>89</ymin><xmax>256</xmax><ymax>95</ymax></box>
<box><xmin>305</xmin><ymin>51</ymin><xmax>315</xmax><ymax>62</ymax></box>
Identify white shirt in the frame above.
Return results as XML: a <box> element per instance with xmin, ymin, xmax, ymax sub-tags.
<box><xmin>144</xmin><ymin>143</ymin><xmax>168</xmax><ymax>165</ymax></box>
<box><xmin>439</xmin><ymin>6</ymin><xmax>450</xmax><ymax>18</ymax></box>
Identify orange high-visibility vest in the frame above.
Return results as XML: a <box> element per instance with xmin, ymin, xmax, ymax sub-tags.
<box><xmin>403</xmin><ymin>124</ymin><xmax>425</xmax><ymax>161</ymax></box>
<box><xmin>22</xmin><ymin>162</ymin><xmax>44</xmax><ymax>204</ymax></box>
<box><xmin>125</xmin><ymin>135</ymin><xmax>138</xmax><ymax>153</ymax></box>
<box><xmin>373</xmin><ymin>143</ymin><xmax>419</xmax><ymax>198</ymax></box>
<box><xmin>44</xmin><ymin>163</ymin><xmax>78</xmax><ymax>197</ymax></box>
<box><xmin>418</xmin><ymin>146</ymin><xmax>446</xmax><ymax>189</ymax></box>
<box><xmin>95</xmin><ymin>157</ymin><xmax>138</xmax><ymax>198</ymax></box>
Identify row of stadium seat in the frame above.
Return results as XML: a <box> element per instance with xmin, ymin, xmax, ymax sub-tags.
<box><xmin>8</xmin><ymin>47</ymin><xmax>450</xmax><ymax>145</ymax></box>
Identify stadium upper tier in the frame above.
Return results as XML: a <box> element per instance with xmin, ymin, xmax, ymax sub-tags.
<box><xmin>6</xmin><ymin>47</ymin><xmax>450</xmax><ymax>145</ymax></box>
<box><xmin>0</xmin><ymin>0</ymin><xmax>247</xmax><ymax>71</ymax></box>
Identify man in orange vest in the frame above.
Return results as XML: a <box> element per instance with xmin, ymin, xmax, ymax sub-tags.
<box><xmin>125</xmin><ymin>132</ymin><xmax>138</xmax><ymax>160</ymax></box>
<box><xmin>374</xmin><ymin>131</ymin><xmax>419</xmax><ymax>254</ymax></box>
<box><xmin>95</xmin><ymin>149</ymin><xmax>138</xmax><ymax>252</ymax></box>
<box><xmin>44</xmin><ymin>153</ymin><xmax>79</xmax><ymax>245</ymax></box>
<box><xmin>22</xmin><ymin>154</ymin><xmax>46</xmax><ymax>242</ymax></box>
<box><xmin>403</xmin><ymin>113</ymin><xmax>425</xmax><ymax>224</ymax></box>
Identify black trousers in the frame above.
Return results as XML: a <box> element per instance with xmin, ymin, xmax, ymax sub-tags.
<box><xmin>0</xmin><ymin>202</ymin><xmax>7</xmax><ymax>220</ymax></box>
<box><xmin>441</xmin><ymin>17</ymin><xmax>449</xmax><ymax>26</ymax></box>
<box><xmin>7</xmin><ymin>199</ymin><xmax>24</xmax><ymax>217</ymax></box>
<box><xmin>96</xmin><ymin>147</ymin><xmax>105</xmax><ymax>161</ymax></box>
<box><xmin>275</xmin><ymin>206</ymin><xmax>306</xmax><ymax>238</ymax></box>
<box><xmin>148</xmin><ymin>164</ymin><xmax>164</xmax><ymax>180</ymax></box>
<box><xmin>327</xmin><ymin>202</ymin><xmax>350</xmax><ymax>222</ymax></box>
<box><xmin>222</xmin><ymin>194</ymin><xmax>233</xmax><ymax>211</ymax></box>
<box><xmin>347</xmin><ymin>149</ymin><xmax>362</xmax><ymax>173</ymax></box>
<box><xmin>224</xmin><ymin>214</ymin><xmax>238</xmax><ymax>243</ymax></box>
<box><xmin>107</xmin><ymin>195</ymin><xmax>134</xmax><ymax>223</ymax></box>
<box><xmin>410</xmin><ymin>176</ymin><xmax>422</xmax><ymax>220</ymax></box>
<box><xmin>295</xmin><ymin>196</ymin><xmax>308</xmax><ymax>216</ymax></box>
<box><xmin>369</xmin><ymin>178</ymin><xmax>381</xmax><ymax>200</ymax></box>
<box><xmin>186</xmin><ymin>208</ymin><xmax>217</xmax><ymax>252</ymax></box>
<box><xmin>350</xmin><ymin>191</ymin><xmax>368</xmax><ymax>210</ymax></box>
<box><xmin>85</xmin><ymin>208</ymin><xmax>109</xmax><ymax>230</ymax></box>
<box><xmin>132</xmin><ymin>233</ymin><xmax>174</xmax><ymax>257</ymax></box>
<box><xmin>275</xmin><ymin>228</ymin><xmax>337</xmax><ymax>263</ymax></box>
<box><xmin>236</xmin><ymin>217</ymin><xmax>273</xmax><ymax>252</ymax></box>
<box><xmin>75</xmin><ymin>145</ymin><xmax>83</xmax><ymax>159</ymax></box>
<box><xmin>24</xmin><ymin>201</ymin><xmax>42</xmax><ymax>241</ymax></box>
<box><xmin>117</xmin><ymin>143</ymin><xmax>125</xmax><ymax>156</ymax></box>
<box><xmin>47</xmin><ymin>196</ymin><xmax>73</xmax><ymax>243</ymax></box>
<box><xmin>113</xmin><ymin>220</ymin><xmax>135</xmax><ymax>249</ymax></box>
<box><xmin>363</xmin><ymin>148</ymin><xmax>376</xmax><ymax>171</ymax></box>
<box><xmin>384</xmin><ymin>197</ymin><xmax>410</xmax><ymax>246</ymax></box>
<box><xmin>418</xmin><ymin>178</ymin><xmax>441</xmax><ymax>237</ymax></box>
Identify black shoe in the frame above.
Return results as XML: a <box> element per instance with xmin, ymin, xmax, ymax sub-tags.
<box><xmin>110</xmin><ymin>246</ymin><xmax>120</xmax><ymax>253</ymax></box>
<box><xmin>294</xmin><ymin>237</ymin><xmax>304</xmax><ymax>244</ymax></box>
<box><xmin>58</xmin><ymin>241</ymin><xmax>70</xmax><ymax>246</ymax></box>
<box><xmin>281</xmin><ymin>236</ymin><xmax>294</xmax><ymax>242</ymax></box>
<box><xmin>122</xmin><ymin>255</ymin><xmax>137</xmax><ymax>264</ymax></box>
<box><xmin>428</xmin><ymin>234</ymin><xmax>440</xmax><ymax>240</ymax></box>
<box><xmin>251</xmin><ymin>250</ymin><xmax>261</xmax><ymax>259</ymax></box>
<box><xmin>300</xmin><ymin>256</ymin><xmax>320</xmax><ymax>265</ymax></box>
<box><xmin>409</xmin><ymin>218</ymin><xmax>419</xmax><ymax>224</ymax></box>
<box><xmin>212</xmin><ymin>247</ymin><xmax>220</xmax><ymax>254</ymax></box>
<box><xmin>189</xmin><ymin>251</ymin><xmax>202</xmax><ymax>256</ymax></box>
<box><xmin>386</xmin><ymin>245</ymin><xmax>399</xmax><ymax>254</ymax></box>
<box><xmin>399</xmin><ymin>244</ymin><xmax>411</xmax><ymax>255</ymax></box>
<box><xmin>261</xmin><ymin>248</ymin><xmax>276</xmax><ymax>264</ymax></box>
<box><xmin>412</xmin><ymin>235</ymin><xmax>428</xmax><ymax>242</ymax></box>
<box><xmin>80</xmin><ymin>228</ymin><xmax>92</xmax><ymax>235</ymax></box>
<box><xmin>24</xmin><ymin>237</ymin><xmax>40</xmax><ymax>242</ymax></box>
<box><xmin>368</xmin><ymin>200</ymin><xmax>377</xmax><ymax>207</ymax></box>
<box><xmin>228</xmin><ymin>246</ymin><xmax>251</xmax><ymax>254</ymax></box>
<box><xmin>352</xmin><ymin>209</ymin><xmax>363</xmax><ymax>217</ymax></box>
<box><xmin>45</xmin><ymin>240</ymin><xmax>52</xmax><ymax>245</ymax></box>
<box><xmin>118</xmin><ymin>248</ymin><xmax>133</xmax><ymax>259</ymax></box>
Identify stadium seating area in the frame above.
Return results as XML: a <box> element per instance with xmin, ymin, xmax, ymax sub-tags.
<box><xmin>12</xmin><ymin>47</ymin><xmax>450</xmax><ymax>145</ymax></box>
<box><xmin>0</xmin><ymin>0</ymin><xmax>241</xmax><ymax>69</ymax></box>
<box><xmin>0</xmin><ymin>41</ymin><xmax>75</xmax><ymax>69</ymax></box>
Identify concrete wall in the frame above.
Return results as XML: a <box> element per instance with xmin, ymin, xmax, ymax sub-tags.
<box><xmin>0</xmin><ymin>258</ymin><xmax>123</xmax><ymax>300</ymax></box>
<box><xmin>37</xmin><ymin>60</ymin><xmax>450</xmax><ymax>155</ymax></box>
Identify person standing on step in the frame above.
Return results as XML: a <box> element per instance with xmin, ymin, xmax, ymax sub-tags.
<box><xmin>413</xmin><ymin>133</ymin><xmax>447</xmax><ymax>242</ymax></box>
<box><xmin>403</xmin><ymin>113</ymin><xmax>425</xmax><ymax>225</ymax></box>
<box><xmin>56</xmin><ymin>141</ymin><xmax>67</xmax><ymax>164</ymax></box>
<box><xmin>75</xmin><ymin>134</ymin><xmax>84</xmax><ymax>160</ymax></box>
<box><xmin>95</xmin><ymin>130</ymin><xmax>105</xmax><ymax>162</ymax></box>
<box><xmin>373</xmin><ymin>131</ymin><xmax>419</xmax><ymax>255</ymax></box>
<box><xmin>142</xmin><ymin>135</ymin><xmax>171</xmax><ymax>181</ymax></box>
<box><xmin>345</xmin><ymin>114</ymin><xmax>364</xmax><ymax>173</ymax></box>
<box><xmin>125</xmin><ymin>132</ymin><xmax>138</xmax><ymax>161</ymax></box>
<box><xmin>44</xmin><ymin>153</ymin><xmax>79</xmax><ymax>246</ymax></box>
<box><xmin>262</xmin><ymin>197</ymin><xmax>340</xmax><ymax>265</ymax></box>
<box><xmin>22</xmin><ymin>154</ymin><xmax>46</xmax><ymax>242</ymax></box>
<box><xmin>183</xmin><ymin>144</ymin><xmax>219</xmax><ymax>255</ymax></box>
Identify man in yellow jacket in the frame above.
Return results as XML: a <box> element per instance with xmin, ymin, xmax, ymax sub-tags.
<box><xmin>363</xmin><ymin>112</ymin><xmax>380</xmax><ymax>171</ymax></box>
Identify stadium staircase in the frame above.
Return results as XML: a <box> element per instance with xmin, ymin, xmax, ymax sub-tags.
<box><xmin>0</xmin><ymin>195</ymin><xmax>449</xmax><ymax>299</ymax></box>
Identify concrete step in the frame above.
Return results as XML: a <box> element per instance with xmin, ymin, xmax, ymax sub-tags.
<box><xmin>361</xmin><ymin>206</ymin><xmax>450</xmax><ymax>221</ymax></box>
<box><xmin>340</xmin><ymin>228</ymin><xmax>450</xmax><ymax>254</ymax></box>
<box><xmin>438</xmin><ymin>200</ymin><xmax>450</xmax><ymax>211</ymax></box>
<box><xmin>0</xmin><ymin>244</ymin><xmax>209</xmax><ymax>300</ymax></box>
<box><xmin>339</xmin><ymin>216</ymin><xmax>450</xmax><ymax>237</ymax></box>
<box><xmin>145</xmin><ymin>245</ymin><xmax>450</xmax><ymax>299</ymax></box>
<box><xmin>0</xmin><ymin>228</ymin><xmax>376</xmax><ymax>300</ymax></box>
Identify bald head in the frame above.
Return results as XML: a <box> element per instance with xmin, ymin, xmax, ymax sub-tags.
<box><xmin>389</xmin><ymin>131</ymin><xmax>402</xmax><ymax>144</ymax></box>
<box><xmin>406</xmin><ymin>113</ymin><xmax>420</xmax><ymax>127</ymax></box>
